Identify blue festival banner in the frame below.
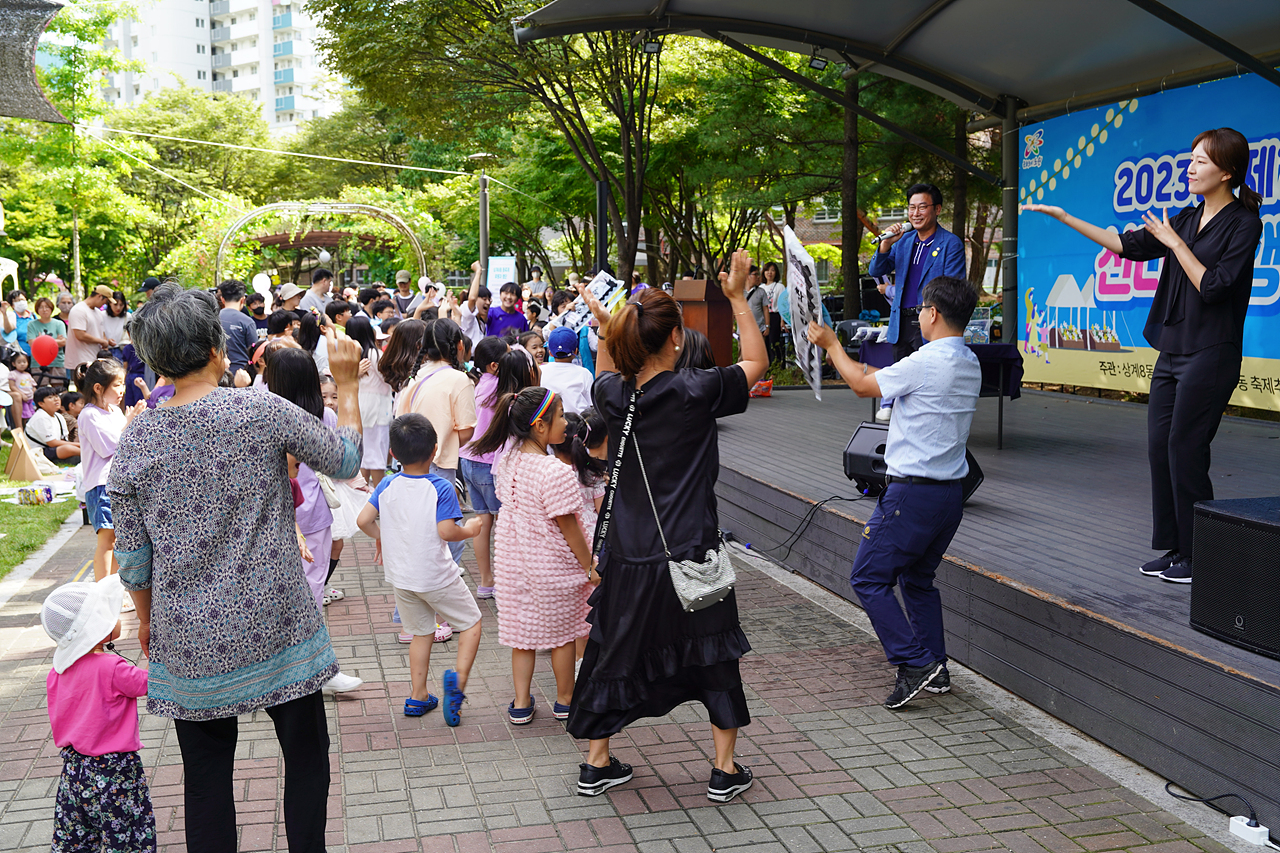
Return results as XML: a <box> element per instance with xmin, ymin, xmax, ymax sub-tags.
<box><xmin>1018</xmin><ymin>74</ymin><xmax>1280</xmax><ymax>409</ymax></box>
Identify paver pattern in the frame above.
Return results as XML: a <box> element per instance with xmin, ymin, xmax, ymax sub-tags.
<box><xmin>0</xmin><ymin>523</ymin><xmax>1236</xmax><ymax>853</ymax></box>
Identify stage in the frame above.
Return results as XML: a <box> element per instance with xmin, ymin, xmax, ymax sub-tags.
<box><xmin>715</xmin><ymin>387</ymin><xmax>1280</xmax><ymax>837</ymax></box>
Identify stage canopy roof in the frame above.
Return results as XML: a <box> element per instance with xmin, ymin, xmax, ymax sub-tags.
<box><xmin>513</xmin><ymin>0</ymin><xmax>1280</xmax><ymax>125</ymax></box>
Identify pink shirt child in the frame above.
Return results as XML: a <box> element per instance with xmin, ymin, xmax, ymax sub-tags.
<box><xmin>47</xmin><ymin>653</ymin><xmax>148</xmax><ymax>756</ymax></box>
<box><xmin>78</xmin><ymin>403</ymin><xmax>127</xmax><ymax>492</ymax></box>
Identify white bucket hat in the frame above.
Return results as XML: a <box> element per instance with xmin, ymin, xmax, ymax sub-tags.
<box><xmin>41</xmin><ymin>574</ymin><xmax>124</xmax><ymax>673</ymax></box>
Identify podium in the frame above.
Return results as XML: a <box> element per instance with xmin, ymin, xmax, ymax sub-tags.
<box><xmin>673</xmin><ymin>279</ymin><xmax>733</xmax><ymax>367</ymax></box>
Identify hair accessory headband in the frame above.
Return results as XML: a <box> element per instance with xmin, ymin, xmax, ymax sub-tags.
<box><xmin>530</xmin><ymin>389</ymin><xmax>555</xmax><ymax>426</ymax></box>
<box><xmin>630</xmin><ymin>299</ymin><xmax>644</xmax><ymax>317</ymax></box>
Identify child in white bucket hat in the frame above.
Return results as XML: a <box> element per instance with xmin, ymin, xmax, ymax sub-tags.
<box><xmin>41</xmin><ymin>574</ymin><xmax>155</xmax><ymax>852</ymax></box>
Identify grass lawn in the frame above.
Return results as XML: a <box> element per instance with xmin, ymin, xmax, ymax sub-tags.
<box><xmin>0</xmin><ymin>438</ymin><xmax>80</xmax><ymax>583</ymax></box>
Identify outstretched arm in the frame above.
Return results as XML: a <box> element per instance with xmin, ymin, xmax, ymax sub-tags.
<box><xmin>1021</xmin><ymin>204</ymin><xmax>1123</xmax><ymax>254</ymax></box>
<box><xmin>720</xmin><ymin>249</ymin><xmax>768</xmax><ymax>386</ymax></box>
<box><xmin>808</xmin><ymin>321</ymin><xmax>882</xmax><ymax>398</ymax></box>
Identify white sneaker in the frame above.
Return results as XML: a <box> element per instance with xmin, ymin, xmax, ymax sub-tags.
<box><xmin>322</xmin><ymin>672</ymin><xmax>363</xmax><ymax>694</ymax></box>
<box><xmin>875</xmin><ymin>407</ymin><xmax>891</xmax><ymax>422</ymax></box>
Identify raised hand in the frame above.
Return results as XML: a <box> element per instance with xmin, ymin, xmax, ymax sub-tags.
<box><xmin>1141</xmin><ymin>207</ymin><xmax>1185</xmax><ymax>251</ymax></box>
<box><xmin>718</xmin><ymin>248</ymin><xmax>752</xmax><ymax>301</ymax></box>
<box><xmin>1020</xmin><ymin>203</ymin><xmax>1067</xmax><ymax>220</ymax></box>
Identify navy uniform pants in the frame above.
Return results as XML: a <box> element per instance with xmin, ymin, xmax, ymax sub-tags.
<box><xmin>850</xmin><ymin>480</ymin><xmax>963</xmax><ymax>668</ymax></box>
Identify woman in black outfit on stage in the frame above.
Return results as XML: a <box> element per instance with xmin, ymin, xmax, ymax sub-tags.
<box><xmin>1024</xmin><ymin>127</ymin><xmax>1263</xmax><ymax>584</ymax></box>
<box><xmin>567</xmin><ymin>250</ymin><xmax>768</xmax><ymax>803</ymax></box>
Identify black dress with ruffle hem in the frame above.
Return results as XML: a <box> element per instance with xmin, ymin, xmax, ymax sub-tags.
<box><xmin>567</xmin><ymin>366</ymin><xmax>752</xmax><ymax>741</ymax></box>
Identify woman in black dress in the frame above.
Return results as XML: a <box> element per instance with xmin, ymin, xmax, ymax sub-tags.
<box><xmin>1023</xmin><ymin>127</ymin><xmax>1263</xmax><ymax>584</ymax></box>
<box><xmin>568</xmin><ymin>249</ymin><xmax>769</xmax><ymax>802</ymax></box>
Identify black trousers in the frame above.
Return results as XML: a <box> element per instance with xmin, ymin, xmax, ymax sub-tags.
<box><xmin>766</xmin><ymin>312</ymin><xmax>785</xmax><ymax>364</ymax></box>
<box><xmin>892</xmin><ymin>319</ymin><xmax>924</xmax><ymax>363</ymax></box>
<box><xmin>174</xmin><ymin>691</ymin><xmax>330</xmax><ymax>853</ymax></box>
<box><xmin>1147</xmin><ymin>343</ymin><xmax>1241</xmax><ymax>558</ymax></box>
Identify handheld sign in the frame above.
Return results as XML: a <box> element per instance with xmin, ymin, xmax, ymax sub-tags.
<box><xmin>784</xmin><ymin>226</ymin><xmax>824</xmax><ymax>401</ymax></box>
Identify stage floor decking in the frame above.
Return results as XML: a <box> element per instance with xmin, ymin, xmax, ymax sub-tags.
<box><xmin>714</xmin><ymin>387</ymin><xmax>1280</xmax><ymax>837</ymax></box>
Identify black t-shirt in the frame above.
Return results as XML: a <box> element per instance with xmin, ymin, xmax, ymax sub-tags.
<box><xmin>593</xmin><ymin>366</ymin><xmax>749</xmax><ymax>564</ymax></box>
<box><xmin>220</xmin><ymin>308</ymin><xmax>259</xmax><ymax>373</ymax></box>
<box><xmin>1119</xmin><ymin>199</ymin><xmax>1263</xmax><ymax>355</ymax></box>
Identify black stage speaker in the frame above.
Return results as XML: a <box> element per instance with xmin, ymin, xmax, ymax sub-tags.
<box><xmin>842</xmin><ymin>421</ymin><xmax>983</xmax><ymax>502</ymax></box>
<box><xmin>1191</xmin><ymin>497</ymin><xmax>1280</xmax><ymax>661</ymax></box>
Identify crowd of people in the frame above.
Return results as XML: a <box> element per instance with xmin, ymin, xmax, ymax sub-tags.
<box><xmin>30</xmin><ymin>253</ymin><xmax>767</xmax><ymax>853</ymax></box>
<box><xmin>31</xmin><ymin>125</ymin><xmax>1266</xmax><ymax>852</ymax></box>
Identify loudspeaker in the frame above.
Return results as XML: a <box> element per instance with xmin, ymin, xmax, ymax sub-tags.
<box><xmin>842</xmin><ymin>421</ymin><xmax>983</xmax><ymax>502</ymax></box>
<box><xmin>1191</xmin><ymin>497</ymin><xmax>1280</xmax><ymax>661</ymax></box>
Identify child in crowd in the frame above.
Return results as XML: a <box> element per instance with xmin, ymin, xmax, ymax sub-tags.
<box><xmin>8</xmin><ymin>350</ymin><xmax>35</xmax><ymax>424</ymax></box>
<box><xmin>320</xmin><ymin>374</ymin><xmax>370</xmax><ymax>606</ymax></box>
<box><xmin>357</xmin><ymin>413</ymin><xmax>482</xmax><ymax>724</ymax></box>
<box><xmin>518</xmin><ymin>330</ymin><xmax>546</xmax><ymax>365</ymax></box>
<box><xmin>25</xmin><ymin>387</ymin><xmax>81</xmax><ymax>463</ymax></box>
<box><xmin>347</xmin><ymin>316</ymin><xmax>393</xmax><ymax>486</ymax></box>
<box><xmin>131</xmin><ymin>375</ymin><xmax>174</xmax><ymax>409</ymax></box>
<box><xmin>487</xmin><ymin>281</ymin><xmax>529</xmax><ymax>338</ymax></box>
<box><xmin>75</xmin><ymin>359</ymin><xmax>145</xmax><ymax>586</ymax></box>
<box><xmin>471</xmin><ymin>387</ymin><xmax>595</xmax><ymax>725</ymax></box>
<box><xmin>41</xmin><ymin>574</ymin><xmax>155</xmax><ymax>852</ymax></box>
<box><xmin>61</xmin><ymin>391</ymin><xmax>84</xmax><ymax>443</ymax></box>
<box><xmin>550</xmin><ymin>408</ymin><xmax>608</xmax><ymax>536</ymax></box>
<box><xmin>458</xmin><ymin>336</ymin><xmax>510</xmax><ymax>599</ymax></box>
<box><xmin>263</xmin><ymin>348</ymin><xmax>362</xmax><ymax>694</ymax></box>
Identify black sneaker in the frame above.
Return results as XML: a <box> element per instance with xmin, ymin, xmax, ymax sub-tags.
<box><xmin>1140</xmin><ymin>550</ymin><xmax>1180</xmax><ymax>576</ymax></box>
<box><xmin>1160</xmin><ymin>556</ymin><xmax>1193</xmax><ymax>584</ymax></box>
<box><xmin>885</xmin><ymin>661</ymin><xmax>945</xmax><ymax>710</ymax></box>
<box><xmin>577</xmin><ymin>756</ymin><xmax>633</xmax><ymax>797</ymax></box>
<box><xmin>707</xmin><ymin>763</ymin><xmax>754</xmax><ymax>803</ymax></box>
<box><xmin>924</xmin><ymin>665</ymin><xmax>951</xmax><ymax>694</ymax></box>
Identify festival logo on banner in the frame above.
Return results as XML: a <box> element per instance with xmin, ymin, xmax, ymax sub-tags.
<box><xmin>1017</xmin><ymin>77</ymin><xmax>1280</xmax><ymax>410</ymax></box>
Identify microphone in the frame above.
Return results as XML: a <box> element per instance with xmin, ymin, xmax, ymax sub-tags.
<box><xmin>873</xmin><ymin>223</ymin><xmax>914</xmax><ymax>244</ymax></box>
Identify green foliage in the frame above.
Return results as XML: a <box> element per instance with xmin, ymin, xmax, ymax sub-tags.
<box><xmin>154</xmin><ymin>196</ymin><xmax>260</xmax><ymax>287</ymax></box>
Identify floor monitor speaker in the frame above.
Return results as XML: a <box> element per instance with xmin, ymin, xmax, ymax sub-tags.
<box><xmin>1191</xmin><ymin>497</ymin><xmax>1280</xmax><ymax>661</ymax></box>
<box><xmin>842</xmin><ymin>421</ymin><xmax>982</xmax><ymax>502</ymax></box>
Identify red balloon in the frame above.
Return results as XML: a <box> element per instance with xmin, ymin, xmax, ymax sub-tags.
<box><xmin>31</xmin><ymin>334</ymin><xmax>59</xmax><ymax>367</ymax></box>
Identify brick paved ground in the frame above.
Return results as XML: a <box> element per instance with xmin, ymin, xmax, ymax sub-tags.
<box><xmin>0</xmin><ymin>521</ymin><xmax>1242</xmax><ymax>853</ymax></box>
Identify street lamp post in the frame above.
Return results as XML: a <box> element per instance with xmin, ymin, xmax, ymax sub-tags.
<box><xmin>468</xmin><ymin>153</ymin><xmax>495</xmax><ymax>292</ymax></box>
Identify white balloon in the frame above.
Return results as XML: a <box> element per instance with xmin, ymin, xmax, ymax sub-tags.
<box><xmin>318</xmin><ymin>250</ymin><xmax>332</xmax><ymax>264</ymax></box>
<box><xmin>251</xmin><ymin>273</ymin><xmax>272</xmax><ymax>293</ymax></box>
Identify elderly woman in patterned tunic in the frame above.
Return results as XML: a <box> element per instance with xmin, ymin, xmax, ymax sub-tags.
<box><xmin>109</xmin><ymin>284</ymin><xmax>362</xmax><ymax>853</ymax></box>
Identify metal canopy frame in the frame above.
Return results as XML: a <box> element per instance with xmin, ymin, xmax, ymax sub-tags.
<box><xmin>513</xmin><ymin>0</ymin><xmax>1280</xmax><ymax>344</ymax></box>
<box><xmin>214</xmin><ymin>202</ymin><xmax>427</xmax><ymax>286</ymax></box>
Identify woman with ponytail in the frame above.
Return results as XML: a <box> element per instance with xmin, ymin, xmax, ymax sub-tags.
<box><xmin>1024</xmin><ymin>127</ymin><xmax>1264</xmax><ymax>584</ymax></box>
<box><xmin>565</xmin><ymin>249</ymin><xmax>768</xmax><ymax>802</ymax></box>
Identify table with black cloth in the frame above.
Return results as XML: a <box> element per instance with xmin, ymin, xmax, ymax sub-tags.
<box><xmin>858</xmin><ymin>340</ymin><xmax>1024</xmax><ymax>449</ymax></box>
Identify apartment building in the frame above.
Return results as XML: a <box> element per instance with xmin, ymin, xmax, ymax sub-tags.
<box><xmin>99</xmin><ymin>0</ymin><xmax>340</xmax><ymax>135</ymax></box>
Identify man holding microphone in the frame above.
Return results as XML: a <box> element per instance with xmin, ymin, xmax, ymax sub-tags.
<box><xmin>868</xmin><ymin>183</ymin><xmax>966</xmax><ymax>420</ymax></box>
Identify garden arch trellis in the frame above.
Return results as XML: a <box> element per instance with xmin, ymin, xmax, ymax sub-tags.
<box><xmin>214</xmin><ymin>202</ymin><xmax>427</xmax><ymax>286</ymax></box>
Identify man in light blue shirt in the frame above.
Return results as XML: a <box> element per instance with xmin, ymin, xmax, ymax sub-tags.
<box><xmin>808</xmin><ymin>275</ymin><xmax>980</xmax><ymax>710</ymax></box>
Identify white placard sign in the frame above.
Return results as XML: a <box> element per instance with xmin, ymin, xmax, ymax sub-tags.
<box><xmin>559</xmin><ymin>271</ymin><xmax>628</xmax><ymax>333</ymax></box>
<box><xmin>784</xmin><ymin>226</ymin><xmax>823</xmax><ymax>401</ymax></box>
<box><xmin>485</xmin><ymin>256</ymin><xmax>518</xmax><ymax>291</ymax></box>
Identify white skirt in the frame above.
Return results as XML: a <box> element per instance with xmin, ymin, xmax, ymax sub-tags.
<box><xmin>361</xmin><ymin>424</ymin><xmax>389</xmax><ymax>471</ymax></box>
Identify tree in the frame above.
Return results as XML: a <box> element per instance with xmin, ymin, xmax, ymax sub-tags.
<box><xmin>107</xmin><ymin>84</ymin><xmax>283</xmax><ymax>272</ymax></box>
<box><xmin>308</xmin><ymin>0</ymin><xmax>663</xmax><ymax>279</ymax></box>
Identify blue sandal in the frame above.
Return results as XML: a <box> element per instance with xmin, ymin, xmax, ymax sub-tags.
<box><xmin>404</xmin><ymin>695</ymin><xmax>439</xmax><ymax>717</ymax></box>
<box><xmin>443</xmin><ymin>670</ymin><xmax>465</xmax><ymax>727</ymax></box>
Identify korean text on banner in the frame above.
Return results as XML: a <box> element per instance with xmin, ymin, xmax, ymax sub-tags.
<box><xmin>784</xmin><ymin>226</ymin><xmax>823</xmax><ymax>401</ymax></box>
<box><xmin>485</xmin><ymin>256</ymin><xmax>518</xmax><ymax>291</ymax></box>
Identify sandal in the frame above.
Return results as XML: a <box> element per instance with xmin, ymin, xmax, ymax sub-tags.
<box><xmin>404</xmin><ymin>695</ymin><xmax>439</xmax><ymax>717</ymax></box>
<box><xmin>433</xmin><ymin>622</ymin><xmax>453</xmax><ymax>643</ymax></box>
<box><xmin>325</xmin><ymin>587</ymin><xmax>345</xmax><ymax>601</ymax></box>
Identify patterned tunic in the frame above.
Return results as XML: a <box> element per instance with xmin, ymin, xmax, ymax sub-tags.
<box><xmin>109</xmin><ymin>388</ymin><xmax>362</xmax><ymax>720</ymax></box>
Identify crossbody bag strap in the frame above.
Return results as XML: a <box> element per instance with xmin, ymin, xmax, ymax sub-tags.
<box><xmin>592</xmin><ymin>384</ymin><xmax>639</xmax><ymax>556</ymax></box>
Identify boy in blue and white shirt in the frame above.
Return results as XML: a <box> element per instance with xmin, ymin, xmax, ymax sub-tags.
<box><xmin>808</xmin><ymin>275</ymin><xmax>980</xmax><ymax>711</ymax></box>
<box><xmin>357</xmin><ymin>413</ymin><xmax>482</xmax><ymax>725</ymax></box>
